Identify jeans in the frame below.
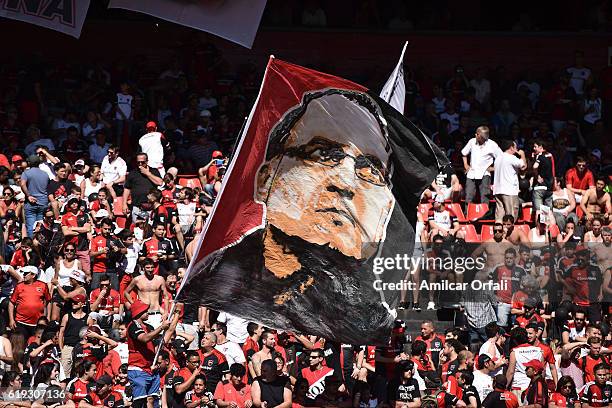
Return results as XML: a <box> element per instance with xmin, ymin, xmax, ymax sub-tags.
<box><xmin>465</xmin><ymin>175</ymin><xmax>491</xmax><ymax>204</ymax></box>
<box><xmin>532</xmin><ymin>187</ymin><xmax>553</xmax><ymax>211</ymax></box>
<box><xmin>468</xmin><ymin>326</ymin><xmax>488</xmax><ymax>344</ymax></box>
<box><xmin>24</xmin><ymin>202</ymin><xmax>46</xmax><ymax>237</ymax></box>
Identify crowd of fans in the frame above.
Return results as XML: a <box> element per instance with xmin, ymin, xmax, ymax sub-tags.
<box><xmin>0</xmin><ymin>41</ymin><xmax>610</xmax><ymax>407</ymax></box>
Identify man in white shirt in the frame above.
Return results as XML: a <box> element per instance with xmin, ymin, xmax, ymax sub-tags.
<box><xmin>216</xmin><ymin>311</ymin><xmax>249</xmax><ymax>345</ymax></box>
<box><xmin>461</xmin><ymin>126</ymin><xmax>501</xmax><ymax>205</ymax></box>
<box><xmin>211</xmin><ymin>321</ymin><xmax>246</xmax><ymax>369</ymax></box>
<box><xmin>493</xmin><ymin>140</ymin><xmax>527</xmax><ymax>221</ymax></box>
<box><xmin>139</xmin><ymin>121</ymin><xmax>168</xmax><ymax>177</ymax></box>
<box><xmin>100</xmin><ymin>145</ymin><xmax>127</xmax><ymax>199</ymax></box>
<box><xmin>473</xmin><ymin>354</ymin><xmax>495</xmax><ymax>401</ymax></box>
<box><xmin>566</xmin><ymin>50</ymin><xmax>592</xmax><ymax>97</ymax></box>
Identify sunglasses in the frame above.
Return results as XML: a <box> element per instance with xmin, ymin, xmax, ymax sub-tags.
<box><xmin>64</xmin><ymin>249</ymin><xmax>75</xmax><ymax>253</ymax></box>
<box><xmin>137</xmin><ymin>161</ymin><xmax>147</xmax><ymax>165</ymax></box>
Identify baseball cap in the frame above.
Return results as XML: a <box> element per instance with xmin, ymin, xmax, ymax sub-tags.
<box><xmin>69</xmin><ymin>270</ymin><xmax>86</xmax><ymax>283</ymax></box>
<box><xmin>130</xmin><ymin>300</ymin><xmax>149</xmax><ymax>318</ymax></box>
<box><xmin>95</xmin><ymin>209</ymin><xmax>110</xmax><ymax>218</ymax></box>
<box><xmin>74</xmin><ymin>159</ymin><xmax>85</xmax><ymax>166</ymax></box>
<box><xmin>200</xmin><ymin>110</ymin><xmax>212</xmax><ymax>117</ymax></box>
<box><xmin>477</xmin><ymin>354</ymin><xmax>492</xmax><ymax>367</ymax></box>
<box><xmin>11</xmin><ymin>154</ymin><xmax>23</xmax><ymax>163</ymax></box>
<box><xmin>212</xmin><ymin>150</ymin><xmax>223</xmax><ymax>158</ymax></box>
<box><xmin>172</xmin><ymin>338</ymin><xmax>186</xmax><ymax>354</ymax></box>
<box><xmin>72</xmin><ymin>294</ymin><xmax>86</xmax><ymax>303</ymax></box>
<box><xmin>21</xmin><ymin>266</ymin><xmax>38</xmax><ymax>277</ymax></box>
<box><xmin>96</xmin><ymin>374</ymin><xmax>113</xmax><ymax>387</ymax></box>
<box><xmin>166</xmin><ymin>167</ymin><xmax>178</xmax><ymax>178</ymax></box>
<box><xmin>591</xmin><ymin>149</ymin><xmax>602</xmax><ymax>160</ymax></box>
<box><xmin>146</xmin><ymin>121</ymin><xmax>157</xmax><ymax>129</ymax></box>
<box><xmin>524</xmin><ymin>359</ymin><xmax>544</xmax><ymax>373</ymax></box>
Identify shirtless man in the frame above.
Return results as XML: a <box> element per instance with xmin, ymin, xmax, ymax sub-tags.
<box><xmin>501</xmin><ymin>215</ymin><xmax>529</xmax><ymax>245</ymax></box>
<box><xmin>123</xmin><ymin>258</ymin><xmax>170</xmax><ymax>329</ymax></box>
<box><xmin>250</xmin><ymin>330</ymin><xmax>277</xmax><ymax>378</ymax></box>
<box><xmin>580</xmin><ymin>177</ymin><xmax>611</xmax><ymax>223</ymax></box>
<box><xmin>591</xmin><ymin>228</ymin><xmax>612</xmax><ymax>271</ymax></box>
<box><xmin>472</xmin><ymin>223</ymin><xmax>512</xmax><ymax>276</ymax></box>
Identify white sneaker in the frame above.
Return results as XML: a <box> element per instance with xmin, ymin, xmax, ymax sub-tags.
<box><xmin>427</xmin><ymin>301</ymin><xmax>436</xmax><ymax>310</ymax></box>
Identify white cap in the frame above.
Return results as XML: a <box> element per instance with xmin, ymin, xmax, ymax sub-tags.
<box><xmin>75</xmin><ymin>159</ymin><xmax>85</xmax><ymax>166</ymax></box>
<box><xmin>95</xmin><ymin>209</ymin><xmax>110</xmax><ymax>218</ymax></box>
<box><xmin>69</xmin><ymin>269</ymin><xmax>86</xmax><ymax>283</ymax></box>
<box><xmin>21</xmin><ymin>266</ymin><xmax>39</xmax><ymax>277</ymax></box>
<box><xmin>200</xmin><ymin>110</ymin><xmax>212</xmax><ymax>117</ymax></box>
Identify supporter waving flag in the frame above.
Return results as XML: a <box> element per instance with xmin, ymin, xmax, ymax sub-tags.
<box><xmin>177</xmin><ymin>57</ymin><xmax>446</xmax><ymax>345</ymax></box>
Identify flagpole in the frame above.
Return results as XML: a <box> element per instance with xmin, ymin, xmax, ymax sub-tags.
<box><xmin>382</xmin><ymin>41</ymin><xmax>408</xmax><ymax>104</ymax></box>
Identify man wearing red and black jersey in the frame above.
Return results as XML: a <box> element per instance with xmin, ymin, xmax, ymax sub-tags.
<box><xmin>482</xmin><ymin>375</ymin><xmax>519</xmax><ymax>408</ymax></box>
<box><xmin>197</xmin><ymin>331</ymin><xmax>229</xmax><ymax>393</ymax></box>
<box><xmin>242</xmin><ymin>322</ymin><xmax>262</xmax><ymax>363</ymax></box>
<box><xmin>491</xmin><ymin>248</ymin><xmax>526</xmax><ymax>328</ymax></box>
<box><xmin>414</xmin><ymin>320</ymin><xmax>445</xmax><ymax>368</ymax></box>
<box><xmin>61</xmin><ymin>196</ymin><xmax>92</xmax><ymax>276</ymax></box>
<box><xmin>441</xmin><ymin>339</ymin><xmax>464</xmax><ymax>383</ymax></box>
<box><xmin>562</xmin><ymin>248</ymin><xmax>603</xmax><ymax>323</ymax></box>
<box><xmin>298</xmin><ymin>348</ymin><xmax>335</xmax><ymax>401</ymax></box>
<box><xmin>80</xmin><ymin>374</ymin><xmax>125</xmax><ymax>408</ymax></box>
<box><xmin>139</xmin><ymin>223</ymin><xmax>177</xmax><ymax>275</ymax></box>
<box><xmin>127</xmin><ymin>300</ymin><xmax>170</xmax><ymax>408</ymax></box>
<box><xmin>156</xmin><ymin>350</ymin><xmax>180</xmax><ymax>408</ymax></box>
<box><xmin>515</xmin><ymin>297</ymin><xmax>545</xmax><ymax>329</ymax></box>
<box><xmin>90</xmin><ymin>218</ymin><xmax>124</xmax><ymax>290</ymax></box>
<box><xmin>574</xmin><ymin>337</ymin><xmax>609</xmax><ymax>384</ymax></box>
<box><xmin>173</xmin><ymin>350</ymin><xmax>204</xmax><ymax>405</ymax></box>
<box><xmin>67</xmin><ymin>361</ymin><xmax>96</xmax><ymax>407</ymax></box>
<box><xmin>579</xmin><ymin>363</ymin><xmax>612</xmax><ymax>407</ymax></box>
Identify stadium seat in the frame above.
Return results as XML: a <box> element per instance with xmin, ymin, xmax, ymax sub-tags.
<box><xmin>457</xmin><ymin>224</ymin><xmax>480</xmax><ymax>242</ymax></box>
<box><xmin>445</xmin><ymin>203</ymin><xmax>467</xmax><ymax>222</ymax></box>
<box><xmin>518</xmin><ymin>204</ymin><xmax>533</xmax><ymax>224</ymax></box>
<box><xmin>178</xmin><ymin>177</ymin><xmax>203</xmax><ymax>190</ymax></box>
<box><xmin>481</xmin><ymin>225</ymin><xmax>494</xmax><ymax>241</ymax></box>
<box><xmin>466</xmin><ymin>203</ymin><xmax>489</xmax><ymax>221</ymax></box>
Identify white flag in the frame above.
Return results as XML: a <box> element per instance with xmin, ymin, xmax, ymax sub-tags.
<box><xmin>380</xmin><ymin>42</ymin><xmax>408</xmax><ymax>114</ymax></box>
<box><xmin>0</xmin><ymin>0</ymin><xmax>90</xmax><ymax>38</ymax></box>
<box><xmin>108</xmin><ymin>0</ymin><xmax>266</xmax><ymax>49</ymax></box>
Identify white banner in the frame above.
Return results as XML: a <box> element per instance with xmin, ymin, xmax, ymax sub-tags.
<box><xmin>380</xmin><ymin>41</ymin><xmax>408</xmax><ymax>114</ymax></box>
<box><xmin>108</xmin><ymin>0</ymin><xmax>266</xmax><ymax>49</ymax></box>
<box><xmin>0</xmin><ymin>0</ymin><xmax>90</xmax><ymax>38</ymax></box>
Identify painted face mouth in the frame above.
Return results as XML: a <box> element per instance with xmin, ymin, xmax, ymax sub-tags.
<box><xmin>315</xmin><ymin>208</ymin><xmax>356</xmax><ymax>227</ymax></box>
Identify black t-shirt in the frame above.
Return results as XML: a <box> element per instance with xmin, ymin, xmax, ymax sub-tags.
<box><xmin>322</xmin><ymin>341</ymin><xmax>343</xmax><ymax>381</ymax></box>
<box><xmin>47</xmin><ymin>179</ymin><xmax>75</xmax><ymax>201</ymax></box>
<box><xmin>462</xmin><ymin>385</ymin><xmax>482</xmax><ymax>408</ymax></box>
<box><xmin>125</xmin><ymin>167</ymin><xmax>161</xmax><ymax>206</ymax></box>
<box><xmin>255</xmin><ymin>376</ymin><xmax>290</xmax><ymax>408</ymax></box>
<box><xmin>534</xmin><ymin>153</ymin><xmax>554</xmax><ymax>188</ymax></box>
<box><xmin>163</xmin><ymin>370</ymin><xmax>182</xmax><ymax>408</ymax></box>
<box><xmin>395</xmin><ymin>378</ymin><xmax>420</xmax><ymax>403</ymax></box>
<box><xmin>434</xmin><ymin>164</ymin><xmax>455</xmax><ymax>188</ymax></box>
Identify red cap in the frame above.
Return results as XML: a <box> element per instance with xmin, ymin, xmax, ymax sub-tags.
<box><xmin>11</xmin><ymin>155</ymin><xmax>23</xmax><ymax>163</ymax></box>
<box><xmin>212</xmin><ymin>150</ymin><xmax>223</xmax><ymax>158</ymax></box>
<box><xmin>146</xmin><ymin>121</ymin><xmax>157</xmax><ymax>129</ymax></box>
<box><xmin>130</xmin><ymin>300</ymin><xmax>149</xmax><ymax>318</ymax></box>
<box><xmin>524</xmin><ymin>359</ymin><xmax>544</xmax><ymax>373</ymax></box>
<box><xmin>73</xmin><ymin>294</ymin><xmax>86</xmax><ymax>303</ymax></box>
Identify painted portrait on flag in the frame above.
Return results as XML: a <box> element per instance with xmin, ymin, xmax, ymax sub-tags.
<box><xmin>178</xmin><ymin>59</ymin><xmax>444</xmax><ymax>345</ymax></box>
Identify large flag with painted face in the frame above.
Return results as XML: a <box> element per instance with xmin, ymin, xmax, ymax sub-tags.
<box><xmin>177</xmin><ymin>57</ymin><xmax>446</xmax><ymax>345</ymax></box>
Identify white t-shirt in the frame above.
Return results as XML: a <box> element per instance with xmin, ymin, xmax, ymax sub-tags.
<box><xmin>115</xmin><ymin>93</ymin><xmax>133</xmax><ymax>120</ymax></box>
<box><xmin>469</xmin><ymin>78</ymin><xmax>491</xmax><ymax>104</ymax></box>
<box><xmin>215</xmin><ymin>341</ymin><xmax>246</xmax><ymax>368</ymax></box>
<box><xmin>139</xmin><ymin>132</ymin><xmax>165</xmax><ymax>169</ymax></box>
<box><xmin>511</xmin><ymin>344</ymin><xmax>544</xmax><ymax>390</ymax></box>
<box><xmin>461</xmin><ymin>138</ymin><xmax>501</xmax><ymax>180</ymax></box>
<box><xmin>217</xmin><ymin>312</ymin><xmax>249</xmax><ymax>344</ymax></box>
<box><xmin>493</xmin><ymin>152</ymin><xmax>524</xmax><ymax>196</ymax></box>
<box><xmin>101</xmin><ymin>156</ymin><xmax>127</xmax><ymax>185</ymax></box>
<box><xmin>82</xmin><ymin>122</ymin><xmax>105</xmax><ymax>142</ymax></box>
<box><xmin>440</xmin><ymin>112</ymin><xmax>460</xmax><ymax>133</ymax></box>
<box><xmin>473</xmin><ymin>370</ymin><xmax>494</xmax><ymax>401</ymax></box>
<box><xmin>566</xmin><ymin>67</ymin><xmax>591</xmax><ymax>95</ymax></box>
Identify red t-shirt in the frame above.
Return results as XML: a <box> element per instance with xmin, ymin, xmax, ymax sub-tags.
<box><xmin>90</xmin><ymin>287</ymin><xmax>120</xmax><ymax>314</ymax></box>
<box><xmin>127</xmin><ymin>320</ymin><xmax>156</xmax><ymax>373</ymax></box>
<box><xmin>67</xmin><ymin>378</ymin><xmax>93</xmax><ymax>407</ymax></box>
<box><xmin>9</xmin><ymin>249</ymin><xmax>27</xmax><ymax>268</ymax></box>
<box><xmin>550</xmin><ymin>392</ymin><xmax>579</xmax><ymax>407</ymax></box>
<box><xmin>90</xmin><ymin>235</ymin><xmax>117</xmax><ymax>273</ymax></box>
<box><xmin>10</xmin><ymin>281</ymin><xmax>50</xmax><ymax>325</ymax></box>
<box><xmin>565</xmin><ymin>168</ymin><xmax>594</xmax><ymax>191</ymax></box>
<box><xmin>213</xmin><ymin>381</ymin><xmax>252</xmax><ymax>408</ymax></box>
<box><xmin>576</xmin><ymin>354</ymin><xmax>609</xmax><ymax>383</ymax></box>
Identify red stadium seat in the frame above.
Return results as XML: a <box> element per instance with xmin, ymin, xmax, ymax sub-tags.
<box><xmin>466</xmin><ymin>203</ymin><xmax>489</xmax><ymax>221</ymax></box>
<box><xmin>518</xmin><ymin>204</ymin><xmax>533</xmax><ymax>224</ymax></box>
<box><xmin>112</xmin><ymin>197</ymin><xmax>125</xmax><ymax>216</ymax></box>
<box><xmin>457</xmin><ymin>224</ymin><xmax>480</xmax><ymax>242</ymax></box>
<box><xmin>115</xmin><ymin>216</ymin><xmax>127</xmax><ymax>229</ymax></box>
<box><xmin>445</xmin><ymin>203</ymin><xmax>467</xmax><ymax>223</ymax></box>
<box><xmin>178</xmin><ymin>177</ymin><xmax>203</xmax><ymax>190</ymax></box>
<box><xmin>481</xmin><ymin>225</ymin><xmax>494</xmax><ymax>241</ymax></box>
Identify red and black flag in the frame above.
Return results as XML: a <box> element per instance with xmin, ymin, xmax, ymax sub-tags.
<box><xmin>177</xmin><ymin>57</ymin><xmax>446</xmax><ymax>345</ymax></box>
